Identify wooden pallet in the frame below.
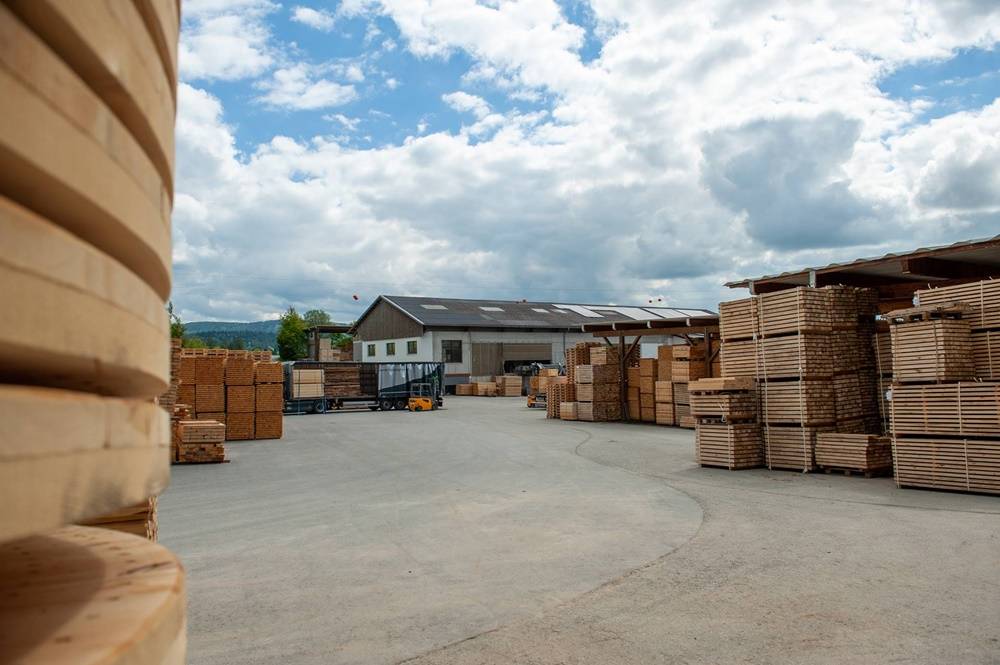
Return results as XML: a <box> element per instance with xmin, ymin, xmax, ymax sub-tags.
<box><xmin>890</xmin><ymin>382</ymin><xmax>1000</xmax><ymax>437</ymax></box>
<box><xmin>696</xmin><ymin>422</ymin><xmax>763</xmax><ymax>469</ymax></box>
<box><xmin>916</xmin><ymin>280</ymin><xmax>1000</xmax><ymax>330</ymax></box>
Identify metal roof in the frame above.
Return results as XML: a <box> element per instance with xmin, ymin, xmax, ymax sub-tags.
<box><xmin>352</xmin><ymin>295</ymin><xmax>716</xmax><ymax>332</ymax></box>
<box><xmin>726</xmin><ymin>235</ymin><xmax>1000</xmax><ymax>292</ymax></box>
<box><xmin>581</xmin><ymin>314</ymin><xmax>720</xmax><ymax>337</ymax></box>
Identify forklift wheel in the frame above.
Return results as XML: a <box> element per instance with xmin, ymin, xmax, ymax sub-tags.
<box><xmin>413</xmin><ymin>405</ymin><xmax>423</xmax><ymax>412</ymax></box>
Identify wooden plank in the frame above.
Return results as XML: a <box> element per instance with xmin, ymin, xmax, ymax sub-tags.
<box><xmin>696</xmin><ymin>422</ymin><xmax>763</xmax><ymax>469</ymax></box>
<box><xmin>916</xmin><ymin>280</ymin><xmax>1000</xmax><ymax>330</ymax></box>
<box><xmin>0</xmin><ymin>525</ymin><xmax>186</xmax><ymax>663</ymax></box>
<box><xmin>0</xmin><ymin>195</ymin><xmax>169</xmax><ymax>397</ymax></box>
<box><xmin>0</xmin><ymin>385</ymin><xmax>170</xmax><ymax>543</ymax></box>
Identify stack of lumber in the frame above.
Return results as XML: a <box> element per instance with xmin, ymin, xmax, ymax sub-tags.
<box><xmin>225</xmin><ymin>357</ymin><xmax>255</xmax><ymax>441</ymax></box>
<box><xmin>696</xmin><ymin>422</ymin><xmax>763</xmax><ymax>470</ymax></box>
<box><xmin>559</xmin><ymin>402</ymin><xmax>579</xmax><ymax>420</ymax></box>
<box><xmin>626</xmin><ymin>366</ymin><xmax>641</xmax><ymax>418</ymax></box>
<box><xmin>691</xmin><ymin>378</ymin><xmax>762</xmax><ymax>469</ymax></box>
<box><xmin>886</xmin><ymin>281</ymin><xmax>999</xmax><ymax>494</ymax></box>
<box><xmin>79</xmin><ymin>498</ymin><xmax>158</xmax><ymax>541</ymax></box>
<box><xmin>638</xmin><ymin>358</ymin><xmax>657</xmax><ymax>422</ymax></box>
<box><xmin>324</xmin><ymin>364</ymin><xmax>362</xmax><ymax>397</ymax></box>
<box><xmin>671</xmin><ymin>346</ymin><xmax>699</xmax><ymax>429</ymax></box>
<box><xmin>529</xmin><ymin>368</ymin><xmax>561</xmax><ymax>394</ymax></box>
<box><xmin>546</xmin><ymin>382</ymin><xmax>574</xmax><ymax>418</ymax></box>
<box><xmin>176</xmin><ymin>420</ymin><xmax>227</xmax><ymax>463</ymax></box>
<box><xmin>887</xmin><ymin>305</ymin><xmax>974</xmax><ymax>382</ymax></box>
<box><xmin>158</xmin><ymin>338</ymin><xmax>182</xmax><ymax>413</ymax></box>
<box><xmin>654</xmin><ymin>379</ymin><xmax>675</xmax><ymax>425</ymax></box>
<box><xmin>873</xmin><ymin>327</ymin><xmax>893</xmax><ymax>432</ymax></box>
<box><xmin>0</xmin><ymin>3</ymin><xmax>187</xmax><ymax>661</ymax></box>
<box><xmin>496</xmin><ymin>375</ymin><xmax>522</xmax><ymax>397</ymax></box>
<box><xmin>971</xmin><ymin>329</ymin><xmax>1000</xmax><ymax>380</ymax></box>
<box><xmin>177</xmin><ymin>351</ymin><xmax>284</xmax><ymax>443</ymax></box>
<box><xmin>291</xmin><ymin>368</ymin><xmax>324</xmax><ymax>399</ymax></box>
<box><xmin>575</xmin><ymin>363</ymin><xmax>621</xmax><ymax>422</ymax></box>
<box><xmin>455</xmin><ymin>383</ymin><xmax>474</xmax><ymax>396</ymax></box>
<box><xmin>673</xmin><ymin>381</ymin><xmax>692</xmax><ymax>428</ymax></box>
<box><xmin>815</xmin><ymin>433</ymin><xmax>892</xmax><ymax>476</ymax></box>
<box><xmin>473</xmin><ymin>381</ymin><xmax>498</xmax><ymax>397</ymax></box>
<box><xmin>565</xmin><ymin>342</ymin><xmax>599</xmax><ymax>385</ymax></box>
<box><xmin>718</xmin><ymin>286</ymin><xmax>881</xmax><ymax>471</ymax></box>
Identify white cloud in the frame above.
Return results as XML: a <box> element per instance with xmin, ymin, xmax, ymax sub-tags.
<box><xmin>291</xmin><ymin>6</ymin><xmax>336</xmax><ymax>31</ymax></box>
<box><xmin>180</xmin><ymin>0</ymin><xmax>277</xmax><ymax>81</ymax></box>
<box><xmin>256</xmin><ymin>64</ymin><xmax>359</xmax><ymax>110</ymax></box>
<box><xmin>173</xmin><ymin>0</ymin><xmax>1000</xmax><ymax>321</ymax></box>
<box><xmin>442</xmin><ymin>91</ymin><xmax>491</xmax><ymax>119</ymax></box>
<box><xmin>325</xmin><ymin>114</ymin><xmax>362</xmax><ymax>131</ymax></box>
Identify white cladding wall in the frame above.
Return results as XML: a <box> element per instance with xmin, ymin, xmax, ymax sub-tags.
<box><xmin>360</xmin><ymin>332</ymin><xmax>434</xmax><ymax>363</ymax></box>
<box><xmin>430</xmin><ymin>330</ymin><xmax>596</xmax><ymax>375</ymax></box>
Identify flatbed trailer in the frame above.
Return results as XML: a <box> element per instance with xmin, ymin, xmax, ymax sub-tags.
<box><xmin>283</xmin><ymin>361</ymin><xmax>445</xmax><ymax>414</ymax></box>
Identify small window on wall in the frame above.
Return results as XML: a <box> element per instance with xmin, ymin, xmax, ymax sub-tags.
<box><xmin>407</xmin><ymin>340</ymin><xmax>418</xmax><ymax>355</ymax></box>
<box><xmin>386</xmin><ymin>342</ymin><xmax>396</xmax><ymax>356</ymax></box>
<box><xmin>442</xmin><ymin>339</ymin><xmax>462</xmax><ymax>363</ymax></box>
<box><xmin>366</xmin><ymin>344</ymin><xmax>375</xmax><ymax>357</ymax></box>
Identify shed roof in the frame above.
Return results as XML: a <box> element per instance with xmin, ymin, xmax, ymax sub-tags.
<box><xmin>351</xmin><ymin>295</ymin><xmax>715</xmax><ymax>333</ymax></box>
<box><xmin>726</xmin><ymin>235</ymin><xmax>1000</xmax><ymax>294</ymax></box>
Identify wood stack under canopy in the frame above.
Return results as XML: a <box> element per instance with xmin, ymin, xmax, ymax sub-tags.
<box><xmin>885</xmin><ymin>280</ymin><xmax>1000</xmax><ymax>494</ymax></box>
<box><xmin>638</xmin><ymin>357</ymin><xmax>657</xmax><ymax>422</ymax></box>
<box><xmin>0</xmin><ymin>2</ymin><xmax>186</xmax><ymax>660</ymax></box>
<box><xmin>719</xmin><ymin>286</ymin><xmax>880</xmax><ymax>471</ymax></box>
<box><xmin>575</xmin><ymin>363</ymin><xmax>621</xmax><ymax>422</ymax></box>
<box><xmin>546</xmin><ymin>381</ymin><xmax>574</xmax><ymax>418</ymax></box>
<box><xmin>815</xmin><ymin>433</ymin><xmax>892</xmax><ymax>476</ymax></box>
<box><xmin>691</xmin><ymin>378</ymin><xmax>762</xmax><ymax>469</ymax></box>
<box><xmin>653</xmin><ymin>345</ymin><xmax>675</xmax><ymax>425</ymax></box>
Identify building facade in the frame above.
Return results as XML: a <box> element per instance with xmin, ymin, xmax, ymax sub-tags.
<box><xmin>351</xmin><ymin>296</ymin><xmax>715</xmax><ymax>385</ymax></box>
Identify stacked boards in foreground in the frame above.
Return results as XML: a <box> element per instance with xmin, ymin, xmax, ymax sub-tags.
<box><xmin>0</xmin><ymin>2</ymin><xmax>187</xmax><ymax>662</ymax></box>
<box><xmin>889</xmin><ymin>283</ymin><xmax>1000</xmax><ymax>495</ymax></box>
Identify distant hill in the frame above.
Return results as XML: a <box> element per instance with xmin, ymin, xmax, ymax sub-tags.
<box><xmin>184</xmin><ymin>320</ymin><xmax>280</xmax><ymax>350</ymax></box>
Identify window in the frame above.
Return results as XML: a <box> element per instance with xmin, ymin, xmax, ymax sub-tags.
<box><xmin>407</xmin><ymin>340</ymin><xmax>418</xmax><ymax>355</ymax></box>
<box><xmin>442</xmin><ymin>339</ymin><xmax>462</xmax><ymax>363</ymax></box>
<box><xmin>386</xmin><ymin>342</ymin><xmax>396</xmax><ymax>356</ymax></box>
<box><xmin>367</xmin><ymin>344</ymin><xmax>375</xmax><ymax>357</ymax></box>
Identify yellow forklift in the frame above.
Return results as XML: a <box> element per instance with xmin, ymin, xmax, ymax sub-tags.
<box><xmin>407</xmin><ymin>383</ymin><xmax>438</xmax><ymax>412</ymax></box>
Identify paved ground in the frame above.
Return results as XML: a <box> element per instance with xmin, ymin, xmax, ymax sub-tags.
<box><xmin>160</xmin><ymin>397</ymin><xmax>1000</xmax><ymax>665</ymax></box>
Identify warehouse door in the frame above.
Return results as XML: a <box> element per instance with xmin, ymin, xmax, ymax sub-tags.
<box><xmin>471</xmin><ymin>343</ymin><xmax>503</xmax><ymax>376</ymax></box>
<box><xmin>501</xmin><ymin>343</ymin><xmax>552</xmax><ymax>362</ymax></box>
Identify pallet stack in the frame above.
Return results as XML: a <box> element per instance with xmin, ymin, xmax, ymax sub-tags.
<box><xmin>691</xmin><ymin>378</ymin><xmax>762</xmax><ymax>469</ymax></box>
<box><xmin>546</xmin><ymin>381</ymin><xmax>573</xmax><ymax>418</ymax></box>
<box><xmin>887</xmin><ymin>287</ymin><xmax>999</xmax><ymax>494</ymax></box>
<box><xmin>0</xmin><ymin>1</ymin><xmax>186</xmax><ymax>660</ymax></box>
<box><xmin>575</xmin><ymin>363</ymin><xmax>622</xmax><ymax>422</ymax></box>
<box><xmin>225</xmin><ymin>356</ymin><xmax>255</xmax><ymax>441</ymax></box>
<box><xmin>719</xmin><ymin>287</ymin><xmax>880</xmax><ymax>471</ymax></box>
<box><xmin>815</xmin><ymin>433</ymin><xmax>893</xmax><ymax>476</ymax></box>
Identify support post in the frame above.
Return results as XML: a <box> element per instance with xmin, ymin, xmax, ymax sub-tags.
<box><xmin>619</xmin><ymin>336</ymin><xmax>627</xmax><ymax>422</ymax></box>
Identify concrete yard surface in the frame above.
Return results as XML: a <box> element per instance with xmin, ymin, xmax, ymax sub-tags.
<box><xmin>160</xmin><ymin>397</ymin><xmax>1000</xmax><ymax>665</ymax></box>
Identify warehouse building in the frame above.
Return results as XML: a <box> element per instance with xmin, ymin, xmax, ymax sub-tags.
<box><xmin>350</xmin><ymin>295</ymin><xmax>713</xmax><ymax>386</ymax></box>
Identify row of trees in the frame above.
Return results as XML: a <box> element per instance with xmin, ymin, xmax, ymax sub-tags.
<box><xmin>276</xmin><ymin>307</ymin><xmax>352</xmax><ymax>361</ymax></box>
<box><xmin>168</xmin><ymin>303</ymin><xmax>351</xmax><ymax>360</ymax></box>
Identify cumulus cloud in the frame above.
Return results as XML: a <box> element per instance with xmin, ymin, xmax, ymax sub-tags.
<box><xmin>290</xmin><ymin>6</ymin><xmax>336</xmax><ymax>31</ymax></box>
<box><xmin>173</xmin><ymin>0</ymin><xmax>1000</xmax><ymax>321</ymax></box>
<box><xmin>256</xmin><ymin>64</ymin><xmax>359</xmax><ymax>110</ymax></box>
<box><xmin>180</xmin><ymin>0</ymin><xmax>277</xmax><ymax>81</ymax></box>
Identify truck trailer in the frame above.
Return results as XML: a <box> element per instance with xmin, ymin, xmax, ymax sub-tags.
<box><xmin>283</xmin><ymin>361</ymin><xmax>445</xmax><ymax>414</ymax></box>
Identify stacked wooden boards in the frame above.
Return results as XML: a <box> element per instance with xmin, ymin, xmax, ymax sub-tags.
<box><xmin>0</xmin><ymin>2</ymin><xmax>186</xmax><ymax>662</ymax></box>
<box><xmin>496</xmin><ymin>375</ymin><xmax>522</xmax><ymax>397</ymax></box>
<box><xmin>574</xmin><ymin>361</ymin><xmax>622</xmax><ymax>422</ymax></box>
<box><xmin>653</xmin><ymin>345</ymin><xmax>675</xmax><ymax>425</ymax></box>
<box><xmin>815</xmin><ymin>433</ymin><xmax>892</xmax><ymax>476</ymax></box>
<box><xmin>917</xmin><ymin>280</ymin><xmax>1000</xmax><ymax>381</ymax></box>
<box><xmin>719</xmin><ymin>286</ymin><xmax>881</xmax><ymax>471</ymax></box>
<box><xmin>79</xmin><ymin>497</ymin><xmax>158</xmax><ymax>541</ymax></box>
<box><xmin>176</xmin><ymin>420</ymin><xmax>227</xmax><ymax>463</ymax></box>
<box><xmin>884</xmin><ymin>280</ymin><xmax>1000</xmax><ymax>494</ymax></box>
<box><xmin>177</xmin><ymin>348</ymin><xmax>284</xmax><ymax>445</ymax></box>
<box><xmin>546</xmin><ymin>381</ymin><xmax>574</xmax><ymax>419</ymax></box>
<box><xmin>691</xmin><ymin>378</ymin><xmax>762</xmax><ymax>469</ymax></box>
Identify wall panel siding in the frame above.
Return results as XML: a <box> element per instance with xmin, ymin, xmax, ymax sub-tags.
<box><xmin>354</xmin><ymin>300</ymin><xmax>424</xmax><ymax>341</ymax></box>
<box><xmin>471</xmin><ymin>343</ymin><xmax>503</xmax><ymax>376</ymax></box>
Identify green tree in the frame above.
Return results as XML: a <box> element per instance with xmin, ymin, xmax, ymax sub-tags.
<box><xmin>167</xmin><ymin>301</ymin><xmax>185</xmax><ymax>339</ymax></box>
<box><xmin>276</xmin><ymin>307</ymin><xmax>308</xmax><ymax>360</ymax></box>
<box><xmin>303</xmin><ymin>309</ymin><xmax>332</xmax><ymax>328</ymax></box>
<box><xmin>332</xmin><ymin>333</ymin><xmax>353</xmax><ymax>350</ymax></box>
<box><xmin>227</xmin><ymin>337</ymin><xmax>246</xmax><ymax>350</ymax></box>
<box><xmin>182</xmin><ymin>336</ymin><xmax>208</xmax><ymax>349</ymax></box>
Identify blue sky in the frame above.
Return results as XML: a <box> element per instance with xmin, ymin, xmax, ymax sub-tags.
<box><xmin>173</xmin><ymin>1</ymin><xmax>1000</xmax><ymax>323</ymax></box>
